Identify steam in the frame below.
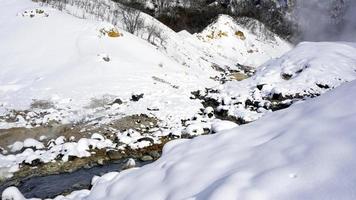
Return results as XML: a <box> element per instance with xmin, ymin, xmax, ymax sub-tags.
<box><xmin>294</xmin><ymin>0</ymin><xmax>356</xmax><ymax>42</ymax></box>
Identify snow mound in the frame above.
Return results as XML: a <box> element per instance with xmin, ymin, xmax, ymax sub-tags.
<box><xmin>207</xmin><ymin>42</ymin><xmax>356</xmax><ymax>122</ymax></box>
<box><xmin>254</xmin><ymin>42</ymin><xmax>356</xmax><ymax>96</ymax></box>
<box><xmin>196</xmin><ymin>15</ymin><xmax>291</xmax><ymax>67</ymax></box>
<box><xmin>40</xmin><ymin>79</ymin><xmax>356</xmax><ymax>200</ymax></box>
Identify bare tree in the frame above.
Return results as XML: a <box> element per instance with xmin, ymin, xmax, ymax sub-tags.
<box><xmin>119</xmin><ymin>6</ymin><xmax>144</xmax><ymax>34</ymax></box>
<box><xmin>146</xmin><ymin>23</ymin><xmax>167</xmax><ymax>46</ymax></box>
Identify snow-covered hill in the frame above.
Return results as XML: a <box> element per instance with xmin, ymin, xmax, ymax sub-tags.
<box><xmin>0</xmin><ymin>0</ymin><xmax>291</xmax><ymax>181</ymax></box>
<box><xmin>206</xmin><ymin>42</ymin><xmax>356</xmax><ymax>122</ymax></box>
<box><xmin>0</xmin><ymin>0</ymin><xmax>291</xmax><ymax>130</ymax></box>
<box><xmin>0</xmin><ymin>0</ymin><xmax>213</xmax><ymax>130</ymax></box>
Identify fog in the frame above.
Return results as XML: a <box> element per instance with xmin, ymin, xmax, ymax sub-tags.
<box><xmin>294</xmin><ymin>0</ymin><xmax>356</xmax><ymax>42</ymax></box>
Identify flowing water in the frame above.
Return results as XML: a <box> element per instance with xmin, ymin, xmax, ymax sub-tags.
<box><xmin>0</xmin><ymin>159</ymin><xmax>151</xmax><ymax>199</ymax></box>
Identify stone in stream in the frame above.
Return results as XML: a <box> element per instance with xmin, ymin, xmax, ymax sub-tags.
<box><xmin>97</xmin><ymin>159</ymin><xmax>104</xmax><ymax>165</ymax></box>
<box><xmin>122</xmin><ymin>158</ymin><xmax>136</xmax><ymax>170</ymax></box>
<box><xmin>149</xmin><ymin>151</ymin><xmax>161</xmax><ymax>159</ymax></box>
<box><xmin>140</xmin><ymin>155</ymin><xmax>154</xmax><ymax>162</ymax></box>
<box><xmin>107</xmin><ymin>150</ymin><xmax>123</xmax><ymax>160</ymax></box>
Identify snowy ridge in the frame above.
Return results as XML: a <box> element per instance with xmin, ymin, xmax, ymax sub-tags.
<box><xmin>9</xmin><ymin>78</ymin><xmax>356</xmax><ymax>200</ymax></box>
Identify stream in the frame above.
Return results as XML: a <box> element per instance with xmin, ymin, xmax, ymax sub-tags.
<box><xmin>0</xmin><ymin>159</ymin><xmax>151</xmax><ymax>199</ymax></box>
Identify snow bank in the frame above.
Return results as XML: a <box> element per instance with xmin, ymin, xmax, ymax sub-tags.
<box><xmin>45</xmin><ymin>79</ymin><xmax>356</xmax><ymax>200</ymax></box>
<box><xmin>208</xmin><ymin>42</ymin><xmax>356</xmax><ymax>122</ymax></box>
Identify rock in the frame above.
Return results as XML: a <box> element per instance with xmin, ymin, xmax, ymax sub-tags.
<box><xmin>256</xmin><ymin>84</ymin><xmax>265</xmax><ymax>90</ymax></box>
<box><xmin>122</xmin><ymin>158</ymin><xmax>136</xmax><ymax>170</ymax></box>
<box><xmin>102</xmin><ymin>56</ymin><xmax>110</xmax><ymax>62</ymax></box>
<box><xmin>230</xmin><ymin>72</ymin><xmax>248</xmax><ymax>81</ymax></box>
<box><xmin>147</xmin><ymin>107</ymin><xmax>159</xmax><ymax>111</ymax></box>
<box><xmin>316</xmin><ymin>83</ymin><xmax>330</xmax><ymax>89</ymax></box>
<box><xmin>271</xmin><ymin>93</ymin><xmax>284</xmax><ymax>101</ymax></box>
<box><xmin>27</xmin><ymin>158</ymin><xmax>42</xmax><ymax>167</ymax></box>
<box><xmin>97</xmin><ymin>159</ymin><xmax>104</xmax><ymax>165</ymax></box>
<box><xmin>149</xmin><ymin>151</ymin><xmax>161</xmax><ymax>159</ymax></box>
<box><xmin>111</xmin><ymin>98</ymin><xmax>123</xmax><ymax>105</ymax></box>
<box><xmin>107</xmin><ymin>150</ymin><xmax>122</xmax><ymax>160</ymax></box>
<box><xmin>131</xmin><ymin>93</ymin><xmax>144</xmax><ymax>102</ymax></box>
<box><xmin>281</xmin><ymin>73</ymin><xmax>293</xmax><ymax>80</ymax></box>
<box><xmin>140</xmin><ymin>155</ymin><xmax>153</xmax><ymax>162</ymax></box>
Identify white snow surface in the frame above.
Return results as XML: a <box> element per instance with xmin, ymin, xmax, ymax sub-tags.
<box><xmin>0</xmin><ymin>0</ymin><xmax>212</xmax><ymax>128</ymax></box>
<box><xmin>196</xmin><ymin>15</ymin><xmax>291</xmax><ymax>68</ymax></box>
<box><xmin>0</xmin><ymin>0</ymin><xmax>291</xmax><ymax>130</ymax></box>
<box><xmin>35</xmin><ymin>76</ymin><xmax>356</xmax><ymax>200</ymax></box>
<box><xmin>209</xmin><ymin>42</ymin><xmax>356</xmax><ymax>122</ymax></box>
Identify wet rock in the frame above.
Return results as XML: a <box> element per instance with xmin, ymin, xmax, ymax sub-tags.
<box><xmin>131</xmin><ymin>93</ymin><xmax>144</xmax><ymax>102</ymax></box>
<box><xmin>149</xmin><ymin>151</ymin><xmax>161</xmax><ymax>159</ymax></box>
<box><xmin>110</xmin><ymin>98</ymin><xmax>123</xmax><ymax>105</ymax></box>
<box><xmin>316</xmin><ymin>83</ymin><xmax>330</xmax><ymax>89</ymax></box>
<box><xmin>122</xmin><ymin>158</ymin><xmax>136</xmax><ymax>170</ymax></box>
<box><xmin>102</xmin><ymin>56</ymin><xmax>110</xmax><ymax>62</ymax></box>
<box><xmin>147</xmin><ymin>107</ymin><xmax>159</xmax><ymax>111</ymax></box>
<box><xmin>25</xmin><ymin>158</ymin><xmax>42</xmax><ymax>167</ymax></box>
<box><xmin>271</xmin><ymin>93</ymin><xmax>284</xmax><ymax>101</ymax></box>
<box><xmin>256</xmin><ymin>84</ymin><xmax>265</xmax><ymax>90</ymax></box>
<box><xmin>107</xmin><ymin>150</ymin><xmax>123</xmax><ymax>160</ymax></box>
<box><xmin>97</xmin><ymin>159</ymin><xmax>104</xmax><ymax>165</ymax></box>
<box><xmin>281</xmin><ymin>73</ymin><xmax>293</xmax><ymax>80</ymax></box>
<box><xmin>140</xmin><ymin>155</ymin><xmax>153</xmax><ymax>162</ymax></box>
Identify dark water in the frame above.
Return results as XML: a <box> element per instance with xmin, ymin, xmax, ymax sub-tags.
<box><xmin>0</xmin><ymin>159</ymin><xmax>151</xmax><ymax>199</ymax></box>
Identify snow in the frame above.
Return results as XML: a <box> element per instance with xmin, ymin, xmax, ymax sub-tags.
<box><xmin>208</xmin><ymin>42</ymin><xmax>356</xmax><ymax>122</ymax></box>
<box><xmin>8</xmin><ymin>141</ymin><xmax>24</xmax><ymax>153</ymax></box>
<box><xmin>196</xmin><ymin>15</ymin><xmax>291</xmax><ymax>68</ymax></box>
<box><xmin>0</xmin><ymin>0</ymin><xmax>215</xmax><ymax>129</ymax></box>
<box><xmin>0</xmin><ymin>0</ymin><xmax>291</xmax><ymax>134</ymax></box>
<box><xmin>43</xmin><ymin>79</ymin><xmax>356</xmax><ymax>200</ymax></box>
<box><xmin>0</xmin><ymin>135</ymin><xmax>116</xmax><ymax>176</ymax></box>
<box><xmin>23</xmin><ymin>138</ymin><xmax>44</xmax><ymax>149</ymax></box>
<box><xmin>210</xmin><ymin>120</ymin><xmax>238</xmax><ymax>133</ymax></box>
<box><xmin>2</xmin><ymin>187</ymin><xmax>28</xmax><ymax>200</ymax></box>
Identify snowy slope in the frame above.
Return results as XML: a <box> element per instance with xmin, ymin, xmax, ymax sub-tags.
<box><xmin>195</xmin><ymin>15</ymin><xmax>291</xmax><ymax>68</ymax></box>
<box><xmin>0</xmin><ymin>1</ymin><xmax>207</xmax><ymax>108</ymax></box>
<box><xmin>9</xmin><ymin>74</ymin><xmax>356</xmax><ymax>200</ymax></box>
<box><xmin>0</xmin><ymin>0</ymin><xmax>291</xmax><ymax>130</ymax></box>
<box><xmin>0</xmin><ymin>0</ymin><xmax>220</xmax><ymax>129</ymax></box>
<box><xmin>207</xmin><ymin>42</ymin><xmax>356</xmax><ymax>122</ymax></box>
